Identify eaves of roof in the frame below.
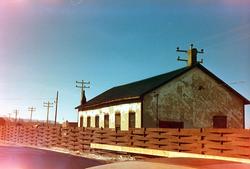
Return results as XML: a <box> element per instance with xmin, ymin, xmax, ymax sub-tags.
<box><xmin>76</xmin><ymin>63</ymin><xmax>250</xmax><ymax>111</ymax></box>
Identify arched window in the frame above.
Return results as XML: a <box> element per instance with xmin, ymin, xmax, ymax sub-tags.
<box><xmin>87</xmin><ymin>116</ymin><xmax>91</xmax><ymax>127</ymax></box>
<box><xmin>115</xmin><ymin>112</ymin><xmax>121</xmax><ymax>130</ymax></box>
<box><xmin>104</xmin><ymin>114</ymin><xmax>109</xmax><ymax>128</ymax></box>
<box><xmin>79</xmin><ymin>116</ymin><xmax>83</xmax><ymax>127</ymax></box>
<box><xmin>95</xmin><ymin>115</ymin><xmax>99</xmax><ymax>128</ymax></box>
<box><xmin>129</xmin><ymin>111</ymin><xmax>136</xmax><ymax>128</ymax></box>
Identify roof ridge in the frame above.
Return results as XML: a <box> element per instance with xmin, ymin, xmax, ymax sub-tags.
<box><xmin>77</xmin><ymin>65</ymin><xmax>192</xmax><ymax>110</ymax></box>
<box><xmin>112</xmin><ymin>66</ymin><xmax>189</xmax><ymax>89</ymax></box>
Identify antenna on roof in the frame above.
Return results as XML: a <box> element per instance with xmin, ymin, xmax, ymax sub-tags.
<box><xmin>176</xmin><ymin>44</ymin><xmax>204</xmax><ymax>66</ymax></box>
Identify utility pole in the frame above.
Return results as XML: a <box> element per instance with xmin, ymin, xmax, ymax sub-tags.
<box><xmin>76</xmin><ymin>80</ymin><xmax>90</xmax><ymax>123</ymax></box>
<box><xmin>43</xmin><ymin>101</ymin><xmax>53</xmax><ymax>126</ymax></box>
<box><xmin>54</xmin><ymin>91</ymin><xmax>59</xmax><ymax>126</ymax></box>
<box><xmin>28</xmin><ymin>107</ymin><xmax>36</xmax><ymax>122</ymax></box>
<box><xmin>8</xmin><ymin>113</ymin><xmax>11</xmax><ymax>120</ymax></box>
<box><xmin>76</xmin><ymin>80</ymin><xmax>90</xmax><ymax>104</ymax></box>
<box><xmin>13</xmin><ymin>109</ymin><xmax>19</xmax><ymax>122</ymax></box>
<box><xmin>176</xmin><ymin>44</ymin><xmax>204</xmax><ymax>66</ymax></box>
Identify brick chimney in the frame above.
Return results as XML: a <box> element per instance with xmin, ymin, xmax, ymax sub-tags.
<box><xmin>177</xmin><ymin>44</ymin><xmax>204</xmax><ymax>67</ymax></box>
<box><xmin>187</xmin><ymin>48</ymin><xmax>198</xmax><ymax>66</ymax></box>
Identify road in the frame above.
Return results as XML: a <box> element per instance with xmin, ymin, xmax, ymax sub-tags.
<box><xmin>88</xmin><ymin>157</ymin><xmax>250</xmax><ymax>169</ymax></box>
<box><xmin>0</xmin><ymin>146</ymin><xmax>105</xmax><ymax>169</ymax></box>
<box><xmin>1</xmin><ymin>146</ymin><xmax>250</xmax><ymax>169</ymax></box>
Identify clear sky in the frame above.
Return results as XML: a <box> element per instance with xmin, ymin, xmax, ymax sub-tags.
<box><xmin>0</xmin><ymin>0</ymin><xmax>250</xmax><ymax>127</ymax></box>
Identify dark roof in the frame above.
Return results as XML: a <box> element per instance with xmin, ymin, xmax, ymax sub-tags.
<box><xmin>77</xmin><ymin>64</ymin><xmax>250</xmax><ymax>110</ymax></box>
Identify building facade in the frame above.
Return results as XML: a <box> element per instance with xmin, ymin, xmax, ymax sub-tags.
<box><xmin>79</xmin><ymin>102</ymin><xmax>141</xmax><ymax>130</ymax></box>
<box><xmin>76</xmin><ymin>48</ymin><xmax>249</xmax><ymax>130</ymax></box>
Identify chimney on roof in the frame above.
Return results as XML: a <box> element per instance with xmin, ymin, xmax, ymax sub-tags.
<box><xmin>188</xmin><ymin>47</ymin><xmax>198</xmax><ymax>66</ymax></box>
<box><xmin>177</xmin><ymin>44</ymin><xmax>204</xmax><ymax>66</ymax></box>
<box><xmin>81</xmin><ymin>90</ymin><xmax>87</xmax><ymax>105</ymax></box>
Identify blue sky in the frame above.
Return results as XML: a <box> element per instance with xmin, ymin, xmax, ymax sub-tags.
<box><xmin>0</xmin><ymin>0</ymin><xmax>250</xmax><ymax>127</ymax></box>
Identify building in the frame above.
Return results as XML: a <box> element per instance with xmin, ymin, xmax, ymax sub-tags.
<box><xmin>76</xmin><ymin>47</ymin><xmax>249</xmax><ymax>130</ymax></box>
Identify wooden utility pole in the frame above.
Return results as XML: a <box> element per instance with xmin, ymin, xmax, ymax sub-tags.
<box><xmin>54</xmin><ymin>91</ymin><xmax>59</xmax><ymax>126</ymax></box>
<box><xmin>28</xmin><ymin>107</ymin><xmax>36</xmax><ymax>121</ymax></box>
<box><xmin>76</xmin><ymin>80</ymin><xmax>90</xmax><ymax>122</ymax></box>
<box><xmin>76</xmin><ymin>80</ymin><xmax>90</xmax><ymax>104</ymax></box>
<box><xmin>8</xmin><ymin>113</ymin><xmax>11</xmax><ymax>120</ymax></box>
<box><xmin>13</xmin><ymin>109</ymin><xmax>19</xmax><ymax>122</ymax></box>
<box><xmin>43</xmin><ymin>101</ymin><xmax>53</xmax><ymax>126</ymax></box>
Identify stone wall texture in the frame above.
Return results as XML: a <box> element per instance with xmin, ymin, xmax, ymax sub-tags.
<box><xmin>143</xmin><ymin>67</ymin><xmax>244</xmax><ymax>128</ymax></box>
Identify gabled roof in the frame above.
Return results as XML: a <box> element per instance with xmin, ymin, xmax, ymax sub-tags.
<box><xmin>77</xmin><ymin>64</ymin><xmax>250</xmax><ymax>111</ymax></box>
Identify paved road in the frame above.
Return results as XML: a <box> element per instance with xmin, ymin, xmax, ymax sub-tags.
<box><xmin>0</xmin><ymin>146</ymin><xmax>105</xmax><ymax>169</ymax></box>
<box><xmin>1</xmin><ymin>146</ymin><xmax>250</xmax><ymax>169</ymax></box>
<box><xmin>147</xmin><ymin>158</ymin><xmax>250</xmax><ymax>169</ymax></box>
<box><xmin>88</xmin><ymin>157</ymin><xmax>250</xmax><ymax>169</ymax></box>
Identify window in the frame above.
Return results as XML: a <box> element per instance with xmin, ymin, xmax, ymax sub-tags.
<box><xmin>79</xmin><ymin>116</ymin><xmax>83</xmax><ymax>127</ymax></box>
<box><xmin>115</xmin><ymin>113</ymin><xmax>121</xmax><ymax>130</ymax></box>
<box><xmin>213</xmin><ymin>116</ymin><xmax>227</xmax><ymax>128</ymax></box>
<box><xmin>87</xmin><ymin>116</ymin><xmax>91</xmax><ymax>127</ymax></box>
<box><xmin>104</xmin><ymin>114</ymin><xmax>109</xmax><ymax>128</ymax></box>
<box><xmin>129</xmin><ymin>112</ymin><xmax>136</xmax><ymax>128</ymax></box>
<box><xmin>159</xmin><ymin>120</ymin><xmax>184</xmax><ymax>128</ymax></box>
<box><xmin>95</xmin><ymin>115</ymin><xmax>99</xmax><ymax>128</ymax></box>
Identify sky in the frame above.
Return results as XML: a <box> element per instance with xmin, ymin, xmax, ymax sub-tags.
<box><xmin>0</xmin><ymin>0</ymin><xmax>250</xmax><ymax>127</ymax></box>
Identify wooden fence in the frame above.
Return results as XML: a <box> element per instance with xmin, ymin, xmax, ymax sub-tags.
<box><xmin>0</xmin><ymin>126</ymin><xmax>249</xmax><ymax>159</ymax></box>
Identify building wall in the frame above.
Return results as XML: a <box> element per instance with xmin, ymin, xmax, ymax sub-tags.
<box><xmin>78</xmin><ymin>102</ymin><xmax>141</xmax><ymax>130</ymax></box>
<box><xmin>143</xmin><ymin>67</ymin><xmax>244</xmax><ymax>128</ymax></box>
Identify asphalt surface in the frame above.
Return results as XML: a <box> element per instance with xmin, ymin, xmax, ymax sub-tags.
<box><xmin>147</xmin><ymin>158</ymin><xmax>250</xmax><ymax>169</ymax></box>
<box><xmin>88</xmin><ymin>158</ymin><xmax>250</xmax><ymax>169</ymax></box>
<box><xmin>0</xmin><ymin>146</ymin><xmax>105</xmax><ymax>169</ymax></box>
<box><xmin>1</xmin><ymin>146</ymin><xmax>250</xmax><ymax>169</ymax></box>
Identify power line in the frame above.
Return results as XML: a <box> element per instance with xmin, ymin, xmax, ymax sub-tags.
<box><xmin>0</xmin><ymin>97</ymin><xmax>54</xmax><ymax>101</ymax></box>
<box><xmin>76</xmin><ymin>80</ymin><xmax>90</xmax><ymax>123</ymax></box>
<box><xmin>228</xmin><ymin>81</ymin><xmax>246</xmax><ymax>85</ymax></box>
<box><xmin>194</xmin><ymin>23</ymin><xmax>250</xmax><ymax>45</ymax></box>
<box><xmin>43</xmin><ymin>101</ymin><xmax>53</xmax><ymax>126</ymax></box>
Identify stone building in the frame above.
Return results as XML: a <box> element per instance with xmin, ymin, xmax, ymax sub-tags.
<box><xmin>76</xmin><ymin>48</ymin><xmax>249</xmax><ymax>130</ymax></box>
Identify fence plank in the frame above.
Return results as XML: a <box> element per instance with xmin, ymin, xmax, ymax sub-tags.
<box><xmin>0</xmin><ymin>126</ymin><xmax>249</xmax><ymax>159</ymax></box>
